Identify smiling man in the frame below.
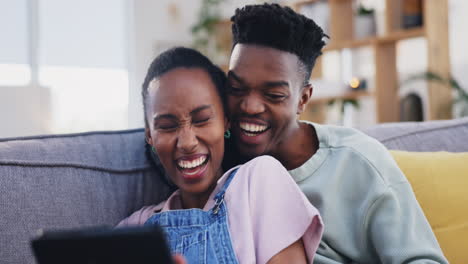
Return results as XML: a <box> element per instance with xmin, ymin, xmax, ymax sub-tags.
<box><xmin>225</xmin><ymin>3</ymin><xmax>448</xmax><ymax>264</ymax></box>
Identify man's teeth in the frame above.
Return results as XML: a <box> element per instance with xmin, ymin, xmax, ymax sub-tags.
<box><xmin>178</xmin><ymin>156</ymin><xmax>207</xmax><ymax>169</ymax></box>
<box><xmin>240</xmin><ymin>122</ymin><xmax>268</xmax><ymax>133</ymax></box>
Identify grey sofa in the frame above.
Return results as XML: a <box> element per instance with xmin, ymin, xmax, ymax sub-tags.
<box><xmin>1</xmin><ymin>117</ymin><xmax>467</xmax><ymax>264</ymax></box>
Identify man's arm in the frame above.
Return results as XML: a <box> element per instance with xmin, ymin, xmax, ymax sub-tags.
<box><xmin>364</xmin><ymin>181</ymin><xmax>448</xmax><ymax>264</ymax></box>
<box><xmin>267</xmin><ymin>239</ymin><xmax>307</xmax><ymax>264</ymax></box>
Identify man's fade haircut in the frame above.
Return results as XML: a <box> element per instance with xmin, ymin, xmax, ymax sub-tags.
<box><xmin>231</xmin><ymin>3</ymin><xmax>327</xmax><ymax>84</ymax></box>
<box><xmin>141</xmin><ymin>47</ymin><xmax>227</xmax><ymax>129</ymax></box>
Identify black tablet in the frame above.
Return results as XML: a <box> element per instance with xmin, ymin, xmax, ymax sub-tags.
<box><xmin>31</xmin><ymin>225</ymin><xmax>173</xmax><ymax>264</ymax></box>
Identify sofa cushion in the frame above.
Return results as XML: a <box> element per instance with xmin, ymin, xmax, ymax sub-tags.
<box><xmin>390</xmin><ymin>150</ymin><xmax>468</xmax><ymax>264</ymax></box>
<box><xmin>365</xmin><ymin>117</ymin><xmax>468</xmax><ymax>152</ymax></box>
<box><xmin>0</xmin><ymin>129</ymin><xmax>170</xmax><ymax>264</ymax></box>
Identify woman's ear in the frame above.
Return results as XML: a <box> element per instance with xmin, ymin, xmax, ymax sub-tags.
<box><xmin>297</xmin><ymin>84</ymin><xmax>313</xmax><ymax>115</ymax></box>
<box><xmin>145</xmin><ymin>128</ymin><xmax>153</xmax><ymax>145</ymax></box>
<box><xmin>224</xmin><ymin>116</ymin><xmax>230</xmax><ymax>132</ymax></box>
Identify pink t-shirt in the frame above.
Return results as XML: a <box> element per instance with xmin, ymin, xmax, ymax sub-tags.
<box><xmin>117</xmin><ymin>155</ymin><xmax>323</xmax><ymax>263</ymax></box>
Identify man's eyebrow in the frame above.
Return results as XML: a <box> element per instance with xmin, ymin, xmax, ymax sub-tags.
<box><xmin>228</xmin><ymin>71</ymin><xmax>288</xmax><ymax>89</ymax></box>
<box><xmin>190</xmin><ymin>105</ymin><xmax>212</xmax><ymax>115</ymax></box>
<box><xmin>227</xmin><ymin>71</ymin><xmax>245</xmax><ymax>85</ymax></box>
<box><xmin>264</xmin><ymin>81</ymin><xmax>289</xmax><ymax>88</ymax></box>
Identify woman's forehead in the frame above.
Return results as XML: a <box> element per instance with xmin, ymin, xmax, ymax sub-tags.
<box><xmin>147</xmin><ymin>68</ymin><xmax>222</xmax><ymax>111</ymax></box>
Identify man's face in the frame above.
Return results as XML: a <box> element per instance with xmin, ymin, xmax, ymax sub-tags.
<box><xmin>227</xmin><ymin>44</ymin><xmax>308</xmax><ymax>159</ymax></box>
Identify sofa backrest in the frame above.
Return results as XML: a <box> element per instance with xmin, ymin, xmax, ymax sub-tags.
<box><xmin>364</xmin><ymin>117</ymin><xmax>468</xmax><ymax>152</ymax></box>
<box><xmin>1</xmin><ymin>117</ymin><xmax>467</xmax><ymax>263</ymax></box>
<box><xmin>0</xmin><ymin>129</ymin><xmax>170</xmax><ymax>264</ymax></box>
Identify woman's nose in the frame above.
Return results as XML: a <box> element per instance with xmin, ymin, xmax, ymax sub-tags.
<box><xmin>176</xmin><ymin>127</ymin><xmax>198</xmax><ymax>153</ymax></box>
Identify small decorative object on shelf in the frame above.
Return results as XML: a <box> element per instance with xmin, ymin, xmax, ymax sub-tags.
<box><xmin>400</xmin><ymin>93</ymin><xmax>424</xmax><ymax>121</ymax></box>
<box><xmin>354</xmin><ymin>4</ymin><xmax>375</xmax><ymax>39</ymax></box>
<box><xmin>348</xmin><ymin>77</ymin><xmax>367</xmax><ymax>91</ymax></box>
<box><xmin>402</xmin><ymin>0</ymin><xmax>423</xmax><ymax>29</ymax></box>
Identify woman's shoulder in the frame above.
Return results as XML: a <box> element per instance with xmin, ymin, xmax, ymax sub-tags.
<box><xmin>238</xmin><ymin>155</ymin><xmax>287</xmax><ymax>177</ymax></box>
<box><xmin>241</xmin><ymin>155</ymin><xmax>284</xmax><ymax>170</ymax></box>
<box><xmin>116</xmin><ymin>202</ymin><xmax>166</xmax><ymax>227</ymax></box>
<box><xmin>231</xmin><ymin>155</ymin><xmax>290</xmax><ymax>187</ymax></box>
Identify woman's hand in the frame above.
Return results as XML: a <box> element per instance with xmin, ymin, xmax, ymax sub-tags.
<box><xmin>173</xmin><ymin>254</ymin><xmax>187</xmax><ymax>264</ymax></box>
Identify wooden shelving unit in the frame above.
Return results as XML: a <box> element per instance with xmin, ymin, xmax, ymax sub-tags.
<box><xmin>324</xmin><ymin>27</ymin><xmax>425</xmax><ymax>51</ymax></box>
<box><xmin>293</xmin><ymin>0</ymin><xmax>451</xmax><ymax>123</ymax></box>
<box><xmin>308</xmin><ymin>90</ymin><xmax>373</xmax><ymax>105</ymax></box>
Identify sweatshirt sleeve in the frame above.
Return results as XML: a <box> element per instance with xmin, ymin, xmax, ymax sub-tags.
<box><xmin>364</xmin><ymin>173</ymin><xmax>448</xmax><ymax>263</ymax></box>
<box><xmin>245</xmin><ymin>156</ymin><xmax>323</xmax><ymax>264</ymax></box>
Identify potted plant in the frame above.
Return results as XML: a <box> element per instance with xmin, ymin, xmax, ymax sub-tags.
<box><xmin>191</xmin><ymin>0</ymin><xmax>230</xmax><ymax>65</ymax></box>
<box><xmin>354</xmin><ymin>4</ymin><xmax>376</xmax><ymax>39</ymax></box>
<box><xmin>403</xmin><ymin>72</ymin><xmax>468</xmax><ymax>118</ymax></box>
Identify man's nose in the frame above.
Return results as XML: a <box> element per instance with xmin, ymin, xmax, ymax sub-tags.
<box><xmin>177</xmin><ymin>127</ymin><xmax>198</xmax><ymax>153</ymax></box>
<box><xmin>240</xmin><ymin>94</ymin><xmax>265</xmax><ymax>115</ymax></box>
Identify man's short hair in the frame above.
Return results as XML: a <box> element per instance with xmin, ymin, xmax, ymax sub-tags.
<box><xmin>231</xmin><ymin>3</ymin><xmax>327</xmax><ymax>83</ymax></box>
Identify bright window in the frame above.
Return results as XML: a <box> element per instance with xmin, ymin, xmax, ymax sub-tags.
<box><xmin>37</xmin><ymin>0</ymin><xmax>130</xmax><ymax>133</ymax></box>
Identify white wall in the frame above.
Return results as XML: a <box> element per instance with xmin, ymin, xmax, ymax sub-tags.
<box><xmin>128</xmin><ymin>0</ymin><xmax>200</xmax><ymax>129</ymax></box>
<box><xmin>449</xmin><ymin>0</ymin><xmax>468</xmax><ymax>94</ymax></box>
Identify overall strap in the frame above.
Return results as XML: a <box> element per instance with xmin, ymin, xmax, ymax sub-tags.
<box><xmin>212</xmin><ymin>168</ymin><xmax>238</xmax><ymax>214</ymax></box>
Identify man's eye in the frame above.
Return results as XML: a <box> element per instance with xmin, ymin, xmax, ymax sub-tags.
<box><xmin>229</xmin><ymin>86</ymin><xmax>247</xmax><ymax>95</ymax></box>
<box><xmin>266</xmin><ymin>93</ymin><xmax>286</xmax><ymax>100</ymax></box>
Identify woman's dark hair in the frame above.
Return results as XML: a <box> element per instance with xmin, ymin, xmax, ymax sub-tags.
<box><xmin>231</xmin><ymin>3</ymin><xmax>328</xmax><ymax>83</ymax></box>
<box><xmin>142</xmin><ymin>47</ymin><xmax>227</xmax><ymax>129</ymax></box>
<box><xmin>142</xmin><ymin>47</ymin><xmax>228</xmax><ymax>190</ymax></box>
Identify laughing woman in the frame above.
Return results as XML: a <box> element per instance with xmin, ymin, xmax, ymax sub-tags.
<box><xmin>117</xmin><ymin>47</ymin><xmax>323</xmax><ymax>264</ymax></box>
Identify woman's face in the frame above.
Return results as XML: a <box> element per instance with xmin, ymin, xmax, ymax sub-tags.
<box><xmin>146</xmin><ymin>67</ymin><xmax>227</xmax><ymax>197</ymax></box>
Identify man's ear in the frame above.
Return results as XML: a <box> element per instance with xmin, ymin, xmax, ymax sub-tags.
<box><xmin>297</xmin><ymin>83</ymin><xmax>313</xmax><ymax>115</ymax></box>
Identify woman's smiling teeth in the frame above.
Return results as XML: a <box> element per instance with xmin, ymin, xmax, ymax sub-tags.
<box><xmin>239</xmin><ymin>122</ymin><xmax>268</xmax><ymax>137</ymax></box>
<box><xmin>177</xmin><ymin>156</ymin><xmax>207</xmax><ymax>169</ymax></box>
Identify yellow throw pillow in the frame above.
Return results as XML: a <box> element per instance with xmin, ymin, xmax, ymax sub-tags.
<box><xmin>390</xmin><ymin>151</ymin><xmax>468</xmax><ymax>264</ymax></box>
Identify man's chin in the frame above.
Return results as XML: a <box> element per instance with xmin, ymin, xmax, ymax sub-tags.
<box><xmin>237</xmin><ymin>144</ymin><xmax>267</xmax><ymax>161</ymax></box>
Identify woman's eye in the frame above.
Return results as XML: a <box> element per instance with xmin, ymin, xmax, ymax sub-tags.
<box><xmin>155</xmin><ymin>122</ymin><xmax>178</xmax><ymax>131</ymax></box>
<box><xmin>159</xmin><ymin>126</ymin><xmax>177</xmax><ymax>131</ymax></box>
<box><xmin>193</xmin><ymin>117</ymin><xmax>210</xmax><ymax>125</ymax></box>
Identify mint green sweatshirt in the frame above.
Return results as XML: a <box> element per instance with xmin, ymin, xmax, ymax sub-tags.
<box><xmin>290</xmin><ymin>122</ymin><xmax>448</xmax><ymax>264</ymax></box>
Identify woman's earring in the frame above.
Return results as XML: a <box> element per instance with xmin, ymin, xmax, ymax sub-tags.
<box><xmin>224</xmin><ymin>130</ymin><xmax>231</xmax><ymax>139</ymax></box>
<box><xmin>151</xmin><ymin>145</ymin><xmax>156</xmax><ymax>153</ymax></box>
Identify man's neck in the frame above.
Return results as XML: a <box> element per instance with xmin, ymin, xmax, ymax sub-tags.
<box><xmin>272</xmin><ymin>122</ymin><xmax>319</xmax><ymax>170</ymax></box>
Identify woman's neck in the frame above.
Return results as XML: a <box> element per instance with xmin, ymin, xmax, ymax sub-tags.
<box><xmin>179</xmin><ymin>189</ymin><xmax>213</xmax><ymax>209</ymax></box>
<box><xmin>178</xmin><ymin>169</ymin><xmax>223</xmax><ymax>209</ymax></box>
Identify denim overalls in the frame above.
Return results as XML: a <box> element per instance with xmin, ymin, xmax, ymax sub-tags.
<box><xmin>145</xmin><ymin>169</ymin><xmax>239</xmax><ymax>264</ymax></box>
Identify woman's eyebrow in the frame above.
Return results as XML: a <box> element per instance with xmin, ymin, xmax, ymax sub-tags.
<box><xmin>190</xmin><ymin>105</ymin><xmax>213</xmax><ymax>115</ymax></box>
<box><xmin>153</xmin><ymin>113</ymin><xmax>177</xmax><ymax>122</ymax></box>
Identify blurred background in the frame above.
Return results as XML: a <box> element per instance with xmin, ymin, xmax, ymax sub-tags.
<box><xmin>0</xmin><ymin>0</ymin><xmax>467</xmax><ymax>138</ymax></box>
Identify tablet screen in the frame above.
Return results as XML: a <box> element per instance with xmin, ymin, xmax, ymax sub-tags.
<box><xmin>31</xmin><ymin>225</ymin><xmax>173</xmax><ymax>264</ymax></box>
